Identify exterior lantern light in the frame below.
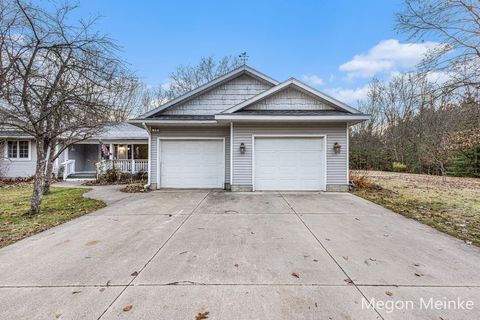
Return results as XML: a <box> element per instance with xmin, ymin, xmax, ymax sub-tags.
<box><xmin>333</xmin><ymin>142</ymin><xmax>341</xmax><ymax>154</ymax></box>
<box><xmin>239</xmin><ymin>143</ymin><xmax>246</xmax><ymax>154</ymax></box>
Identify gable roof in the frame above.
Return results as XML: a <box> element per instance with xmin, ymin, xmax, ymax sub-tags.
<box><xmin>137</xmin><ymin>65</ymin><xmax>279</xmax><ymax>119</ymax></box>
<box><xmin>222</xmin><ymin>78</ymin><xmax>362</xmax><ymax>114</ymax></box>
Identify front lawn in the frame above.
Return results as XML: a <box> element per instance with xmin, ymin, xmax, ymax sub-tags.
<box><xmin>352</xmin><ymin>171</ymin><xmax>480</xmax><ymax>246</ymax></box>
<box><xmin>0</xmin><ymin>186</ymin><xmax>105</xmax><ymax>248</ymax></box>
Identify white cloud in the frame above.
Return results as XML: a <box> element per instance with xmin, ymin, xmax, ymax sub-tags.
<box><xmin>325</xmin><ymin>86</ymin><xmax>370</xmax><ymax>105</ymax></box>
<box><xmin>301</xmin><ymin>75</ymin><xmax>324</xmax><ymax>86</ymax></box>
<box><xmin>340</xmin><ymin>39</ymin><xmax>439</xmax><ymax>79</ymax></box>
<box><xmin>425</xmin><ymin>71</ymin><xmax>451</xmax><ymax>84</ymax></box>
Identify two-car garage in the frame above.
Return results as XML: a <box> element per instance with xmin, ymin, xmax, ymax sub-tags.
<box><xmin>156</xmin><ymin>136</ymin><xmax>326</xmax><ymax>191</ymax></box>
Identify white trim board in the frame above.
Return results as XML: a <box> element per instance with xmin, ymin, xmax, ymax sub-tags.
<box><xmin>156</xmin><ymin>137</ymin><xmax>226</xmax><ymax>189</ymax></box>
<box><xmin>251</xmin><ymin>134</ymin><xmax>327</xmax><ymax>192</ymax></box>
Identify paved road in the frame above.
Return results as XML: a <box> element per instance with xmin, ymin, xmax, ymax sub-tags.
<box><xmin>1</xmin><ymin>187</ymin><xmax>479</xmax><ymax>319</ymax></box>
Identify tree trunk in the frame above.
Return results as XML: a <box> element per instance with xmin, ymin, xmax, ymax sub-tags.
<box><xmin>43</xmin><ymin>145</ymin><xmax>56</xmax><ymax>194</ymax></box>
<box><xmin>29</xmin><ymin>140</ymin><xmax>48</xmax><ymax>215</ymax></box>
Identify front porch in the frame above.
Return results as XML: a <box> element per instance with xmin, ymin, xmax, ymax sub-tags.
<box><xmin>61</xmin><ymin>142</ymin><xmax>148</xmax><ymax>180</ymax></box>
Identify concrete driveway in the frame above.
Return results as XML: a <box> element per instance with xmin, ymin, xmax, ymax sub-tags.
<box><xmin>1</xmin><ymin>188</ymin><xmax>479</xmax><ymax>319</ymax></box>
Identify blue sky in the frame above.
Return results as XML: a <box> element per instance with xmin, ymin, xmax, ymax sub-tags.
<box><xmin>67</xmin><ymin>0</ymin><xmax>437</xmax><ymax>105</ymax></box>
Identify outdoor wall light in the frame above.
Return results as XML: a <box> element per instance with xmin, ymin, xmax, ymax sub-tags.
<box><xmin>333</xmin><ymin>142</ymin><xmax>341</xmax><ymax>154</ymax></box>
<box><xmin>239</xmin><ymin>142</ymin><xmax>246</xmax><ymax>154</ymax></box>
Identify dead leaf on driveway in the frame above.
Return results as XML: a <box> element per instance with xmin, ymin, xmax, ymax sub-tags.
<box><xmin>291</xmin><ymin>272</ymin><xmax>300</xmax><ymax>278</ymax></box>
<box><xmin>344</xmin><ymin>278</ymin><xmax>354</xmax><ymax>284</ymax></box>
<box><xmin>414</xmin><ymin>272</ymin><xmax>423</xmax><ymax>277</ymax></box>
<box><xmin>234</xmin><ymin>263</ymin><xmax>239</xmax><ymax>267</ymax></box>
<box><xmin>342</xmin><ymin>256</ymin><xmax>349</xmax><ymax>261</ymax></box>
<box><xmin>131</xmin><ymin>271</ymin><xmax>139</xmax><ymax>277</ymax></box>
<box><xmin>195</xmin><ymin>311</ymin><xmax>209</xmax><ymax>319</ymax></box>
<box><xmin>85</xmin><ymin>240</ymin><xmax>100</xmax><ymax>246</ymax></box>
<box><xmin>385</xmin><ymin>291</ymin><xmax>393</xmax><ymax>296</ymax></box>
<box><xmin>122</xmin><ymin>304</ymin><xmax>133</xmax><ymax>312</ymax></box>
<box><xmin>72</xmin><ymin>290</ymin><xmax>81</xmax><ymax>294</ymax></box>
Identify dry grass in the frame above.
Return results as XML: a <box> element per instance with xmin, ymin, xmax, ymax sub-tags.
<box><xmin>0</xmin><ymin>186</ymin><xmax>105</xmax><ymax>248</ymax></box>
<box><xmin>351</xmin><ymin>170</ymin><xmax>480</xmax><ymax>246</ymax></box>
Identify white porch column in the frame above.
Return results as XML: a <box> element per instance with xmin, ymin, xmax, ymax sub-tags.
<box><xmin>131</xmin><ymin>144</ymin><xmax>135</xmax><ymax>173</ymax></box>
<box><xmin>109</xmin><ymin>144</ymin><xmax>113</xmax><ymax>160</ymax></box>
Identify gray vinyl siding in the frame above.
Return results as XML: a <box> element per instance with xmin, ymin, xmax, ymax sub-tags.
<box><xmin>0</xmin><ymin>139</ymin><xmax>37</xmax><ymax>178</ymax></box>
<box><xmin>245</xmin><ymin>87</ymin><xmax>335</xmax><ymax>111</ymax></box>
<box><xmin>231</xmin><ymin>123</ymin><xmax>348</xmax><ymax>187</ymax></box>
<box><xmin>162</xmin><ymin>75</ymin><xmax>272</xmax><ymax>115</ymax></box>
<box><xmin>150</xmin><ymin>126</ymin><xmax>230</xmax><ymax>188</ymax></box>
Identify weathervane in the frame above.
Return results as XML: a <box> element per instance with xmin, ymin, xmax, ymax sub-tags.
<box><xmin>239</xmin><ymin>52</ymin><xmax>249</xmax><ymax>65</ymax></box>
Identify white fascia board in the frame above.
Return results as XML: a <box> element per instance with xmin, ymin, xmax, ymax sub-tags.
<box><xmin>0</xmin><ymin>135</ymin><xmax>33</xmax><ymax>139</ymax></box>
<box><xmin>291</xmin><ymin>79</ymin><xmax>362</xmax><ymax>114</ymax></box>
<box><xmin>137</xmin><ymin>66</ymin><xmax>279</xmax><ymax>119</ymax></box>
<box><xmin>223</xmin><ymin>78</ymin><xmax>363</xmax><ymax>114</ymax></box>
<box><xmin>215</xmin><ymin>114</ymin><xmax>370</xmax><ymax>122</ymax></box>
<box><xmin>129</xmin><ymin>119</ymin><xmax>221</xmax><ymax>126</ymax></box>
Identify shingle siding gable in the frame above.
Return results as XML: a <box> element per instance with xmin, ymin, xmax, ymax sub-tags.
<box><xmin>244</xmin><ymin>87</ymin><xmax>335</xmax><ymax>111</ymax></box>
<box><xmin>162</xmin><ymin>75</ymin><xmax>272</xmax><ymax>115</ymax></box>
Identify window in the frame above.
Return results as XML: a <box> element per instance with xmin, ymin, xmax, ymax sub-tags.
<box><xmin>19</xmin><ymin>141</ymin><xmax>29</xmax><ymax>158</ymax></box>
<box><xmin>7</xmin><ymin>141</ymin><xmax>17</xmax><ymax>158</ymax></box>
<box><xmin>6</xmin><ymin>140</ymin><xmax>30</xmax><ymax>159</ymax></box>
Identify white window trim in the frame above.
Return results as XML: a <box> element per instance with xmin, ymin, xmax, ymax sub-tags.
<box><xmin>5</xmin><ymin>140</ymin><xmax>32</xmax><ymax>161</ymax></box>
<box><xmin>251</xmin><ymin>134</ymin><xmax>327</xmax><ymax>191</ymax></box>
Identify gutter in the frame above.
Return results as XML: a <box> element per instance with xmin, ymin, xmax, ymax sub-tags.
<box><xmin>130</xmin><ymin>119</ymin><xmax>218</xmax><ymax>125</ymax></box>
<box><xmin>142</xmin><ymin>122</ymin><xmax>152</xmax><ymax>190</ymax></box>
<box><xmin>214</xmin><ymin>114</ymin><xmax>371</xmax><ymax>122</ymax></box>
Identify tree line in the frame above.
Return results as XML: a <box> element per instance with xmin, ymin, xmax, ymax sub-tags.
<box><xmin>350</xmin><ymin>0</ymin><xmax>480</xmax><ymax>177</ymax></box>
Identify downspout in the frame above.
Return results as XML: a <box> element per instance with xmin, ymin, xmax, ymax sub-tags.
<box><xmin>142</xmin><ymin>122</ymin><xmax>152</xmax><ymax>189</ymax></box>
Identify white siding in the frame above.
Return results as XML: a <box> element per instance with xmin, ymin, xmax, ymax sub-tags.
<box><xmin>162</xmin><ymin>75</ymin><xmax>272</xmax><ymax>115</ymax></box>
<box><xmin>150</xmin><ymin>126</ymin><xmax>230</xmax><ymax>189</ymax></box>
<box><xmin>232</xmin><ymin>123</ymin><xmax>348</xmax><ymax>187</ymax></box>
<box><xmin>0</xmin><ymin>139</ymin><xmax>37</xmax><ymax>178</ymax></box>
<box><xmin>245</xmin><ymin>87</ymin><xmax>335</xmax><ymax>111</ymax></box>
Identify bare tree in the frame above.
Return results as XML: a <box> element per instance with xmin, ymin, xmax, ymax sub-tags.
<box><xmin>0</xmin><ymin>139</ymin><xmax>9</xmax><ymax>177</ymax></box>
<box><xmin>396</xmin><ymin>0</ymin><xmax>480</xmax><ymax>90</ymax></box>
<box><xmin>0</xmin><ymin>0</ymin><xmax>135</xmax><ymax>214</ymax></box>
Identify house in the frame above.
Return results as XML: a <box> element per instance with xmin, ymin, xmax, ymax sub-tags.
<box><xmin>0</xmin><ymin>123</ymin><xmax>148</xmax><ymax>179</ymax></box>
<box><xmin>130</xmin><ymin>65</ymin><xmax>369</xmax><ymax>191</ymax></box>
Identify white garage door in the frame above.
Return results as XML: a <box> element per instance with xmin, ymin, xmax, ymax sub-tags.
<box><xmin>159</xmin><ymin>139</ymin><xmax>224</xmax><ymax>188</ymax></box>
<box><xmin>254</xmin><ymin>137</ymin><xmax>325</xmax><ymax>191</ymax></box>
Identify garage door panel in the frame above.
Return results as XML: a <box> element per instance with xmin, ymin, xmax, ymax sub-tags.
<box><xmin>254</xmin><ymin>137</ymin><xmax>325</xmax><ymax>191</ymax></box>
<box><xmin>160</xmin><ymin>140</ymin><xmax>224</xmax><ymax>188</ymax></box>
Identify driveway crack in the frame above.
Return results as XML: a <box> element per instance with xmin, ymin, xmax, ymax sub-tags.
<box><xmin>279</xmin><ymin>193</ymin><xmax>386</xmax><ymax>320</ymax></box>
<box><xmin>96</xmin><ymin>190</ymin><xmax>211</xmax><ymax>320</ymax></box>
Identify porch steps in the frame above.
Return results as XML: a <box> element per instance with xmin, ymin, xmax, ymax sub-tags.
<box><xmin>66</xmin><ymin>173</ymin><xmax>96</xmax><ymax>179</ymax></box>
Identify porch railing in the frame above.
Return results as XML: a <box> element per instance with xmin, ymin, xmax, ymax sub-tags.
<box><xmin>96</xmin><ymin>159</ymin><xmax>148</xmax><ymax>176</ymax></box>
<box><xmin>61</xmin><ymin>160</ymin><xmax>76</xmax><ymax>180</ymax></box>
